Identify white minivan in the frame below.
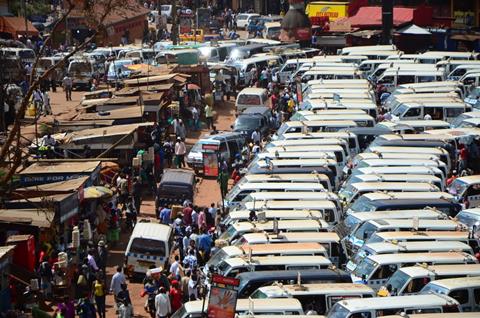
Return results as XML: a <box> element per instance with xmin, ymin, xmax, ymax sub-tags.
<box><xmin>125</xmin><ymin>222</ymin><xmax>173</xmax><ymax>274</ymax></box>
<box><xmin>236</xmin><ymin>87</ymin><xmax>270</xmax><ymax>112</ymax></box>
<box><xmin>385</xmin><ymin>264</ymin><xmax>480</xmax><ymax>296</ymax></box>
<box><xmin>420</xmin><ymin>277</ymin><xmax>480</xmax><ymax>312</ymax></box>
<box><xmin>326</xmin><ymin>294</ymin><xmax>461</xmax><ymax>317</ymax></box>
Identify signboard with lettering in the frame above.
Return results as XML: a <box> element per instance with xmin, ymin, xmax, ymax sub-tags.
<box><xmin>208</xmin><ymin>274</ymin><xmax>240</xmax><ymax>318</ymax></box>
<box><xmin>305</xmin><ymin>1</ymin><xmax>349</xmax><ymax>22</ymax></box>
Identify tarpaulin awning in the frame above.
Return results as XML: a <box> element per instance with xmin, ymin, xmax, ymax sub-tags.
<box><xmin>0</xmin><ymin>16</ymin><xmax>39</xmax><ymax>37</ymax></box>
<box><xmin>83</xmin><ymin>186</ymin><xmax>113</xmax><ymax>200</ymax></box>
<box><xmin>396</xmin><ymin>24</ymin><xmax>431</xmax><ymax>35</ymax></box>
<box><xmin>342</xmin><ymin>6</ymin><xmax>432</xmax><ymax>28</ymax></box>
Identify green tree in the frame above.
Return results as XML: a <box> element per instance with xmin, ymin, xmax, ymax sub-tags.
<box><xmin>9</xmin><ymin>0</ymin><xmax>51</xmax><ymax>17</ymax></box>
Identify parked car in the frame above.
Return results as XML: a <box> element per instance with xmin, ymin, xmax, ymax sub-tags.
<box><xmin>232</xmin><ymin>106</ymin><xmax>275</xmax><ymax>141</ymax></box>
<box><xmin>236</xmin><ymin>13</ymin><xmax>261</xmax><ymax>29</ymax></box>
<box><xmin>155</xmin><ymin>169</ymin><xmax>195</xmax><ymax>210</ymax></box>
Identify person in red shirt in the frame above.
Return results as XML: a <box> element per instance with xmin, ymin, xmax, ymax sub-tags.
<box><xmin>446</xmin><ymin>170</ymin><xmax>458</xmax><ymax>186</ymax></box>
<box><xmin>231</xmin><ymin>167</ymin><xmax>242</xmax><ymax>185</ymax></box>
<box><xmin>458</xmin><ymin>144</ymin><xmax>469</xmax><ymax>173</ymax></box>
<box><xmin>169</xmin><ymin>280</ymin><xmax>183</xmax><ymax>313</ymax></box>
<box><xmin>183</xmin><ymin>204</ymin><xmax>193</xmax><ymax>226</ymax></box>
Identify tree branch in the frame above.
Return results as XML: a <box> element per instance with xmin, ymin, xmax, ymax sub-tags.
<box><xmin>0</xmin><ymin>0</ymin><xmax>128</xmax><ymax>190</ymax></box>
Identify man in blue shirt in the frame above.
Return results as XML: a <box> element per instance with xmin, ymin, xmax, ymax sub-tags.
<box><xmin>159</xmin><ymin>205</ymin><xmax>172</xmax><ymax>224</ymax></box>
<box><xmin>197</xmin><ymin>229</ymin><xmax>213</xmax><ymax>257</ymax></box>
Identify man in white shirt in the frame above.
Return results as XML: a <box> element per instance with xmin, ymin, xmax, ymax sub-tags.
<box><xmin>169</xmin><ymin>255</ymin><xmax>181</xmax><ymax>280</ymax></box>
<box><xmin>174</xmin><ymin>137</ymin><xmax>186</xmax><ymax>168</ymax></box>
<box><xmin>251</xmin><ymin>129</ymin><xmax>261</xmax><ymax>144</ymax></box>
<box><xmin>155</xmin><ymin>287</ymin><xmax>171</xmax><ymax>318</ymax></box>
<box><xmin>110</xmin><ymin>266</ymin><xmax>126</xmax><ymax>300</ymax></box>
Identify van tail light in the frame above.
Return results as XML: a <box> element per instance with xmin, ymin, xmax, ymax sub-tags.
<box><xmin>442</xmin><ymin>304</ymin><xmax>460</xmax><ymax>313</ymax></box>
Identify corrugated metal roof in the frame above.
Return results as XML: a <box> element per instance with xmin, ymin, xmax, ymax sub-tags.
<box><xmin>19</xmin><ymin>161</ymin><xmax>100</xmax><ymax>175</ymax></box>
<box><xmin>0</xmin><ymin>209</ymin><xmax>55</xmax><ymax>228</ymax></box>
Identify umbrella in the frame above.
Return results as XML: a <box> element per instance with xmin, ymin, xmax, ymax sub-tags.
<box><xmin>187</xmin><ymin>83</ymin><xmax>201</xmax><ymax>90</ymax></box>
<box><xmin>83</xmin><ymin>186</ymin><xmax>114</xmax><ymax>200</ymax></box>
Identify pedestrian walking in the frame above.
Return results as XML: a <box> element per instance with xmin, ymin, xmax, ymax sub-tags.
<box><xmin>174</xmin><ymin>137</ymin><xmax>186</xmax><ymax>168</ymax></box>
<box><xmin>92</xmin><ymin>275</ymin><xmax>106</xmax><ymax>318</ymax></box>
<box><xmin>154</xmin><ymin>287</ymin><xmax>171</xmax><ymax>318</ymax></box>
<box><xmin>110</xmin><ymin>266</ymin><xmax>126</xmax><ymax>302</ymax></box>
<box><xmin>62</xmin><ymin>74</ymin><xmax>73</xmax><ymax>101</ymax></box>
<box><xmin>163</xmin><ymin>138</ymin><xmax>173</xmax><ymax>168</ymax></box>
<box><xmin>191</xmin><ymin>106</ymin><xmax>200</xmax><ymax>130</ymax></box>
<box><xmin>96</xmin><ymin>241</ymin><xmax>108</xmax><ymax>273</ymax></box>
<box><xmin>42</xmin><ymin>90</ymin><xmax>52</xmax><ymax>115</ymax></box>
<box><xmin>204</xmin><ymin>103</ymin><xmax>213</xmax><ymax>130</ymax></box>
<box><xmin>176</xmin><ymin>119</ymin><xmax>186</xmax><ymax>140</ymax></box>
<box><xmin>132</xmin><ymin>177</ymin><xmax>142</xmax><ymax>215</ymax></box>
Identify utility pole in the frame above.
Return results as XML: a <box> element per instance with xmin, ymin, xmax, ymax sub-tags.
<box><xmin>22</xmin><ymin>0</ymin><xmax>29</xmax><ymax>39</ymax></box>
<box><xmin>0</xmin><ymin>60</ymin><xmax>5</xmax><ymax>133</ymax></box>
<box><xmin>171</xmin><ymin>0</ymin><xmax>178</xmax><ymax>44</ymax></box>
<box><xmin>382</xmin><ymin>0</ymin><xmax>393</xmax><ymax>44</ymax></box>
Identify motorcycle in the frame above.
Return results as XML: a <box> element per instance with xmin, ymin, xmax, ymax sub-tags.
<box><xmin>147</xmin><ymin>291</ymin><xmax>156</xmax><ymax>318</ymax></box>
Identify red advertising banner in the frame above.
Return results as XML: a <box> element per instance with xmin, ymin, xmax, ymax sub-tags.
<box><xmin>207</xmin><ymin>286</ymin><xmax>238</xmax><ymax>318</ymax></box>
<box><xmin>203</xmin><ymin>152</ymin><xmax>219</xmax><ymax>177</ymax></box>
<box><xmin>211</xmin><ymin>274</ymin><xmax>240</xmax><ymax>287</ymax></box>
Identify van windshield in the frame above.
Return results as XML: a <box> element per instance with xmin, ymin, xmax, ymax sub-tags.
<box><xmin>19</xmin><ymin>50</ymin><xmax>35</xmax><ymax>59</ymax></box>
<box><xmin>250</xmin><ymin>289</ymin><xmax>269</xmax><ymax>299</ymax></box>
<box><xmin>386</xmin><ymin>270</ymin><xmax>410</xmax><ymax>295</ymax></box>
<box><xmin>456</xmin><ymin>211</ymin><xmax>480</xmax><ymax>229</ymax></box>
<box><xmin>217</xmin><ymin>260</ymin><xmax>232</xmax><ymax>276</ymax></box>
<box><xmin>327</xmin><ymin>303</ymin><xmax>350</xmax><ymax>318</ymax></box>
<box><xmin>354</xmin><ymin>222</ymin><xmax>376</xmax><ymax>240</ymax></box>
<box><xmin>449</xmin><ymin>178</ymin><xmax>468</xmax><ymax>196</ymax></box>
<box><xmin>238</xmin><ymin>94</ymin><xmax>261</xmax><ymax>105</ymax></box>
<box><xmin>392</xmin><ymin>104</ymin><xmax>408</xmax><ymax>116</ymax></box>
<box><xmin>349</xmin><ymin>196</ymin><xmax>375</xmax><ymax>212</ymax></box>
<box><xmin>130</xmin><ymin>238</ymin><xmax>166</xmax><ymax>257</ymax></box>
<box><xmin>338</xmin><ymin>184</ymin><xmax>355</xmax><ymax>202</ymax></box>
<box><xmin>206</xmin><ymin>249</ymin><xmax>229</xmax><ymax>268</ymax></box>
<box><xmin>219</xmin><ymin>225</ymin><xmax>238</xmax><ymax>242</ymax></box>
<box><xmin>353</xmin><ymin>257</ymin><xmax>376</xmax><ymax>278</ymax></box>
<box><xmin>69</xmin><ymin>62</ymin><xmax>91</xmax><ymax>74</ymax></box>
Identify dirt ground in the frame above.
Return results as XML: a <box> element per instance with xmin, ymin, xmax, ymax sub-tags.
<box><xmin>46</xmin><ymin>87</ymin><xmax>237</xmax><ymax>317</ymax></box>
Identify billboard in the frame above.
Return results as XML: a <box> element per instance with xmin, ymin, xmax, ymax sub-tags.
<box><xmin>305</xmin><ymin>1</ymin><xmax>349</xmax><ymax>21</ymax></box>
<box><xmin>207</xmin><ymin>286</ymin><xmax>238</xmax><ymax>318</ymax></box>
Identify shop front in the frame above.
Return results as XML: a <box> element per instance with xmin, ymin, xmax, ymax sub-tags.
<box><xmin>18</xmin><ymin>161</ymin><xmax>101</xmax><ymax>187</ymax></box>
<box><xmin>0</xmin><ymin>246</ymin><xmax>14</xmax><ymax>314</ymax></box>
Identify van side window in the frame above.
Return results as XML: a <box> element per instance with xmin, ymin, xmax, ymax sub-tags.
<box><xmin>406</xmin><ymin>277</ymin><xmax>430</xmax><ymax>293</ymax></box>
<box><xmin>287</xmin><ymin>265</ymin><xmax>320</xmax><ymax>270</ymax></box>
<box><xmin>449</xmin><ymin>289</ymin><xmax>469</xmax><ymax>305</ymax></box>
<box><xmin>466</xmin><ymin>184</ymin><xmax>480</xmax><ymax>197</ymax></box>
<box><xmin>406</xmin><ymin>308</ymin><xmax>441</xmax><ymax>314</ymax></box>
<box><xmin>405</xmin><ymin>107</ymin><xmax>421</xmax><ymax>117</ymax></box>
<box><xmin>350</xmin><ymin>312</ymin><xmax>371</xmax><ymax>318</ymax></box>
<box><xmin>376</xmin><ymin>309</ymin><xmax>404</xmax><ymax>316</ymax></box>
<box><xmin>447</xmin><ymin>107</ymin><xmax>466</xmax><ymax>118</ymax></box>
<box><xmin>371</xmin><ymin>265</ymin><xmax>396</xmax><ymax>280</ymax></box>
<box><xmin>227</xmin><ymin>140</ymin><xmax>240</xmax><ymax>156</ymax></box>
<box><xmin>397</xmin><ymin>75</ymin><xmax>415</xmax><ymax>85</ymax></box>
<box><xmin>474</xmin><ymin>288</ymin><xmax>480</xmax><ymax>304</ymax></box>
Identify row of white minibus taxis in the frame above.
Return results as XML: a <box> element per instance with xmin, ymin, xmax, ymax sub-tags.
<box><xmin>160</xmin><ymin>47</ymin><xmax>480</xmax><ymax>317</ymax></box>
